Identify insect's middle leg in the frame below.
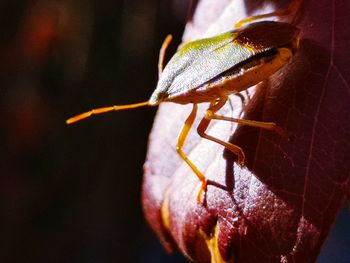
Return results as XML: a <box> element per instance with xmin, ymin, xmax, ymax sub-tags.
<box><xmin>209</xmin><ymin>114</ymin><xmax>287</xmax><ymax>137</ymax></box>
<box><xmin>176</xmin><ymin>104</ymin><xmax>207</xmax><ymax>202</ymax></box>
<box><xmin>197</xmin><ymin>98</ymin><xmax>246</xmax><ymax>166</ymax></box>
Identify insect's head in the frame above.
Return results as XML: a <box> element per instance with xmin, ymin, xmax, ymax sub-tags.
<box><xmin>148</xmin><ymin>81</ymin><xmax>168</xmax><ymax>106</ymax></box>
<box><xmin>148</xmin><ymin>90</ymin><xmax>168</xmax><ymax>105</ymax></box>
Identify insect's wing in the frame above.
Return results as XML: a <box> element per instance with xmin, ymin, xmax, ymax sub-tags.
<box><xmin>166</xmin><ymin>36</ymin><xmax>260</xmax><ymax>96</ymax></box>
<box><xmin>153</xmin><ymin>31</ymin><xmax>251</xmax><ymax>100</ymax></box>
<box><xmin>151</xmin><ymin>22</ymin><xmax>298</xmax><ymax>103</ymax></box>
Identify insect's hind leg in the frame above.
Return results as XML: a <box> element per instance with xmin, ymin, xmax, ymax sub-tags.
<box><xmin>176</xmin><ymin>104</ymin><xmax>208</xmax><ymax>203</ymax></box>
<box><xmin>235</xmin><ymin>0</ymin><xmax>302</xmax><ymax>28</ymax></box>
<box><xmin>197</xmin><ymin>98</ymin><xmax>246</xmax><ymax>166</ymax></box>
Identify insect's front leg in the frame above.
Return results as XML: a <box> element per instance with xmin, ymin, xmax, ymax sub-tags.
<box><xmin>197</xmin><ymin>98</ymin><xmax>246</xmax><ymax>167</ymax></box>
<box><xmin>176</xmin><ymin>104</ymin><xmax>208</xmax><ymax>203</ymax></box>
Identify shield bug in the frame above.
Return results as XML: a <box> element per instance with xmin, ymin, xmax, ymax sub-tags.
<box><xmin>67</xmin><ymin>20</ymin><xmax>300</xmax><ymax>202</ymax></box>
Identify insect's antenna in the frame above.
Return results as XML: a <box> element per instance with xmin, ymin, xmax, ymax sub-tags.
<box><xmin>158</xmin><ymin>34</ymin><xmax>173</xmax><ymax>77</ymax></box>
<box><xmin>66</xmin><ymin>101</ymin><xmax>150</xmax><ymax>124</ymax></box>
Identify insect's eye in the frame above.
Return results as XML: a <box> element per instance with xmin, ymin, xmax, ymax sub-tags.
<box><xmin>158</xmin><ymin>91</ymin><xmax>167</xmax><ymax>100</ymax></box>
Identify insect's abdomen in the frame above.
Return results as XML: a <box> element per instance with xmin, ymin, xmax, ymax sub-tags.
<box><xmin>169</xmin><ymin>47</ymin><xmax>294</xmax><ymax>104</ymax></box>
<box><xmin>201</xmin><ymin>47</ymin><xmax>293</xmax><ymax>96</ymax></box>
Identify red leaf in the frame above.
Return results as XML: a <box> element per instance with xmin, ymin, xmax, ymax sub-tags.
<box><xmin>142</xmin><ymin>0</ymin><xmax>350</xmax><ymax>262</ymax></box>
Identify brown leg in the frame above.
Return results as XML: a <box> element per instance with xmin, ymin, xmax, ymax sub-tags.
<box><xmin>158</xmin><ymin>34</ymin><xmax>173</xmax><ymax>77</ymax></box>
<box><xmin>235</xmin><ymin>0</ymin><xmax>303</xmax><ymax>28</ymax></box>
<box><xmin>233</xmin><ymin>92</ymin><xmax>248</xmax><ymax>117</ymax></box>
<box><xmin>234</xmin><ymin>92</ymin><xmax>246</xmax><ymax>106</ymax></box>
<box><xmin>197</xmin><ymin>98</ymin><xmax>246</xmax><ymax>166</ymax></box>
<box><xmin>176</xmin><ymin>104</ymin><xmax>207</xmax><ymax>202</ymax></box>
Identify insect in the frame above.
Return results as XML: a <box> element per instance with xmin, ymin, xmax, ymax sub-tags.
<box><xmin>67</xmin><ymin>13</ymin><xmax>300</xmax><ymax>203</ymax></box>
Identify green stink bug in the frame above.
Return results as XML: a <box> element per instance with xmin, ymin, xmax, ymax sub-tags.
<box><xmin>67</xmin><ymin>19</ymin><xmax>300</xmax><ymax>202</ymax></box>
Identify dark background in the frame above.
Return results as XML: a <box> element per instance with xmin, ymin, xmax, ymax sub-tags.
<box><xmin>0</xmin><ymin>0</ymin><xmax>348</xmax><ymax>262</ymax></box>
<box><xmin>0</xmin><ymin>0</ymin><xmax>187</xmax><ymax>262</ymax></box>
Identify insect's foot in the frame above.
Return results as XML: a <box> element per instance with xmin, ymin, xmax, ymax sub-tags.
<box><xmin>237</xmin><ymin>151</ymin><xmax>245</xmax><ymax>167</ymax></box>
<box><xmin>238</xmin><ymin>159</ymin><xmax>245</xmax><ymax>167</ymax></box>
<box><xmin>273</xmin><ymin>125</ymin><xmax>289</xmax><ymax>139</ymax></box>
<box><xmin>196</xmin><ymin>179</ymin><xmax>208</xmax><ymax>203</ymax></box>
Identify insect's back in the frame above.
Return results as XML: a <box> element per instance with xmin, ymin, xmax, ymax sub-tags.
<box><xmin>149</xmin><ymin>21</ymin><xmax>299</xmax><ymax>105</ymax></box>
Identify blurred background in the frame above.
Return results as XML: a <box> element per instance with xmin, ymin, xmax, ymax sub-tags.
<box><xmin>0</xmin><ymin>0</ymin><xmax>188</xmax><ymax>262</ymax></box>
<box><xmin>0</xmin><ymin>0</ymin><xmax>348</xmax><ymax>262</ymax></box>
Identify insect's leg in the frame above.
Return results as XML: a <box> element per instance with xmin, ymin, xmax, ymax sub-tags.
<box><xmin>233</xmin><ymin>92</ymin><xmax>248</xmax><ymax>117</ymax></box>
<box><xmin>244</xmin><ymin>90</ymin><xmax>251</xmax><ymax>101</ymax></box>
<box><xmin>209</xmin><ymin>114</ymin><xmax>287</xmax><ymax>138</ymax></box>
<box><xmin>176</xmin><ymin>104</ymin><xmax>207</xmax><ymax>202</ymax></box>
<box><xmin>235</xmin><ymin>0</ymin><xmax>302</xmax><ymax>28</ymax></box>
<box><xmin>234</xmin><ymin>92</ymin><xmax>246</xmax><ymax>106</ymax></box>
<box><xmin>158</xmin><ymin>34</ymin><xmax>173</xmax><ymax>77</ymax></box>
<box><xmin>197</xmin><ymin>98</ymin><xmax>246</xmax><ymax>166</ymax></box>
